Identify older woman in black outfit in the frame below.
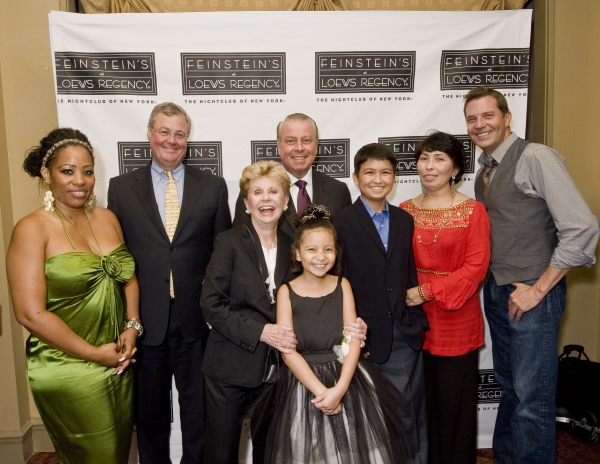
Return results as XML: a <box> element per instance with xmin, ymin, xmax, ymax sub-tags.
<box><xmin>201</xmin><ymin>160</ymin><xmax>296</xmax><ymax>463</ymax></box>
<box><xmin>201</xmin><ymin>160</ymin><xmax>366</xmax><ymax>463</ymax></box>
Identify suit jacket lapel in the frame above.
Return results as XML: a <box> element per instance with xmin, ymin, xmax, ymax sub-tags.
<box><xmin>280</xmin><ymin>197</ymin><xmax>296</xmax><ymax>238</ymax></box>
<box><xmin>131</xmin><ymin>165</ymin><xmax>169</xmax><ymax>241</ymax></box>
<box><xmin>173</xmin><ymin>167</ymin><xmax>204</xmax><ymax>242</ymax></box>
<box><xmin>275</xmin><ymin>227</ymin><xmax>293</xmax><ymax>288</ymax></box>
<box><xmin>312</xmin><ymin>170</ymin><xmax>328</xmax><ymax>205</ymax></box>
<box><xmin>240</xmin><ymin>224</ymin><xmax>269</xmax><ymax>283</ymax></box>
<box><xmin>354</xmin><ymin>199</ymin><xmax>387</xmax><ymax>255</ymax></box>
<box><xmin>387</xmin><ymin>207</ymin><xmax>401</xmax><ymax>259</ymax></box>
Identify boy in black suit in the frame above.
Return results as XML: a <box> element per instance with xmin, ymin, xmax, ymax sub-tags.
<box><xmin>333</xmin><ymin>143</ymin><xmax>429</xmax><ymax>464</ymax></box>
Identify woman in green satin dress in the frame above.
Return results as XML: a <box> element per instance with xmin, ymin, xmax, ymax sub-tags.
<box><xmin>7</xmin><ymin>128</ymin><xmax>141</xmax><ymax>464</ymax></box>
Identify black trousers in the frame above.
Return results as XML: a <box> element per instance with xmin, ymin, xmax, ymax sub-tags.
<box><xmin>204</xmin><ymin>375</ymin><xmax>267</xmax><ymax>464</ymax></box>
<box><xmin>371</xmin><ymin>324</ymin><xmax>428</xmax><ymax>464</ymax></box>
<box><xmin>136</xmin><ymin>299</ymin><xmax>206</xmax><ymax>464</ymax></box>
<box><xmin>423</xmin><ymin>348</ymin><xmax>479</xmax><ymax>464</ymax></box>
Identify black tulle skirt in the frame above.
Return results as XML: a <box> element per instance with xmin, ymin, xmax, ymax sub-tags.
<box><xmin>248</xmin><ymin>357</ymin><xmax>412</xmax><ymax>464</ymax></box>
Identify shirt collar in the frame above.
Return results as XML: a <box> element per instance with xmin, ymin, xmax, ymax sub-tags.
<box><xmin>287</xmin><ymin>168</ymin><xmax>314</xmax><ymax>187</ymax></box>
<box><xmin>360</xmin><ymin>197</ymin><xmax>389</xmax><ymax>217</ymax></box>
<box><xmin>151</xmin><ymin>160</ymin><xmax>185</xmax><ymax>179</ymax></box>
<box><xmin>477</xmin><ymin>132</ymin><xmax>518</xmax><ymax>168</ymax></box>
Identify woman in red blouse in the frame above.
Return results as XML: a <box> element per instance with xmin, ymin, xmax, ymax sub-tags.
<box><xmin>400</xmin><ymin>131</ymin><xmax>490</xmax><ymax>464</ymax></box>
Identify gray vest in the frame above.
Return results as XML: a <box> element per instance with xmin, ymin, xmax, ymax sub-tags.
<box><xmin>474</xmin><ymin>137</ymin><xmax>558</xmax><ymax>285</ymax></box>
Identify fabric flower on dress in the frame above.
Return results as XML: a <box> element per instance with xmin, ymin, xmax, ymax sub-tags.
<box><xmin>332</xmin><ymin>330</ymin><xmax>352</xmax><ymax>364</ymax></box>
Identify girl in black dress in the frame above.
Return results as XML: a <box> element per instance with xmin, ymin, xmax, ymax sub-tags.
<box><xmin>251</xmin><ymin>205</ymin><xmax>411</xmax><ymax>464</ymax></box>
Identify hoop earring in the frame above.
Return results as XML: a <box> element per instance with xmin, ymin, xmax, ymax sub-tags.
<box><xmin>85</xmin><ymin>191</ymin><xmax>97</xmax><ymax>212</ymax></box>
<box><xmin>450</xmin><ymin>175</ymin><xmax>456</xmax><ymax>198</ymax></box>
<box><xmin>43</xmin><ymin>190</ymin><xmax>55</xmax><ymax>214</ymax></box>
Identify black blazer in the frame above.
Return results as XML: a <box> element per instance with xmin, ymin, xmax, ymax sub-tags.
<box><xmin>200</xmin><ymin>224</ymin><xmax>295</xmax><ymax>388</ymax></box>
<box><xmin>107</xmin><ymin>164</ymin><xmax>231</xmax><ymax>346</ymax></box>
<box><xmin>333</xmin><ymin>199</ymin><xmax>429</xmax><ymax>363</ymax></box>
<box><xmin>233</xmin><ymin>169</ymin><xmax>352</xmax><ymax>237</ymax></box>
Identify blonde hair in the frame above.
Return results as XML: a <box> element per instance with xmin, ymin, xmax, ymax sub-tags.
<box><xmin>239</xmin><ymin>160</ymin><xmax>291</xmax><ymax>199</ymax></box>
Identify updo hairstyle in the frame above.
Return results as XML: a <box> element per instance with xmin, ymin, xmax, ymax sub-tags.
<box><xmin>291</xmin><ymin>205</ymin><xmax>342</xmax><ymax>275</ymax></box>
<box><xmin>23</xmin><ymin>128</ymin><xmax>93</xmax><ymax>179</ymax></box>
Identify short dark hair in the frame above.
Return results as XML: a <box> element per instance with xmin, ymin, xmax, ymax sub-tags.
<box><xmin>291</xmin><ymin>205</ymin><xmax>342</xmax><ymax>275</ymax></box>
<box><xmin>463</xmin><ymin>87</ymin><xmax>510</xmax><ymax>116</ymax></box>
<box><xmin>353</xmin><ymin>143</ymin><xmax>396</xmax><ymax>175</ymax></box>
<box><xmin>414</xmin><ymin>131</ymin><xmax>466</xmax><ymax>184</ymax></box>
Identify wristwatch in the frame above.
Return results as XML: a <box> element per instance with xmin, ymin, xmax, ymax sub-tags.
<box><xmin>124</xmin><ymin>317</ymin><xmax>144</xmax><ymax>336</ymax></box>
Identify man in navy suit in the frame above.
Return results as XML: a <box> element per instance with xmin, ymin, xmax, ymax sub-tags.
<box><xmin>108</xmin><ymin>102</ymin><xmax>231</xmax><ymax>463</ymax></box>
<box><xmin>233</xmin><ymin>112</ymin><xmax>351</xmax><ymax>235</ymax></box>
<box><xmin>334</xmin><ymin>143</ymin><xmax>429</xmax><ymax>464</ymax></box>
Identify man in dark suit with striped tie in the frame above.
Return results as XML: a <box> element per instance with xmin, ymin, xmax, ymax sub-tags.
<box><xmin>108</xmin><ymin>102</ymin><xmax>231</xmax><ymax>463</ymax></box>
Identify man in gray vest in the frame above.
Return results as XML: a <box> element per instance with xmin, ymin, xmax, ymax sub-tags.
<box><xmin>465</xmin><ymin>86</ymin><xmax>598</xmax><ymax>464</ymax></box>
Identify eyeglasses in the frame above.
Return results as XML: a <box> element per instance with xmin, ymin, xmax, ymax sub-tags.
<box><xmin>152</xmin><ymin>128</ymin><xmax>189</xmax><ymax>142</ymax></box>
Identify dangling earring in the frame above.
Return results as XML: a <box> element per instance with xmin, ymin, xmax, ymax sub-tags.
<box><xmin>450</xmin><ymin>175</ymin><xmax>456</xmax><ymax>198</ymax></box>
<box><xmin>421</xmin><ymin>184</ymin><xmax>427</xmax><ymax>196</ymax></box>
<box><xmin>43</xmin><ymin>190</ymin><xmax>55</xmax><ymax>214</ymax></box>
<box><xmin>85</xmin><ymin>191</ymin><xmax>97</xmax><ymax>212</ymax></box>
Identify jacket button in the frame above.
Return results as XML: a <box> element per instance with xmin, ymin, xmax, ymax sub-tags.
<box><xmin>388</xmin><ymin>288</ymin><xmax>393</xmax><ymax>292</ymax></box>
<box><xmin>387</xmin><ymin>312</ymin><xmax>392</xmax><ymax>318</ymax></box>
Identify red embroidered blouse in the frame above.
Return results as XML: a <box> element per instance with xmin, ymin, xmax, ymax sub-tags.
<box><xmin>399</xmin><ymin>198</ymin><xmax>490</xmax><ymax>356</ymax></box>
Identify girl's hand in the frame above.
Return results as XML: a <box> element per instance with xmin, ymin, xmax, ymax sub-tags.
<box><xmin>261</xmin><ymin>323</ymin><xmax>297</xmax><ymax>354</ymax></box>
<box><xmin>312</xmin><ymin>386</ymin><xmax>344</xmax><ymax>415</ymax></box>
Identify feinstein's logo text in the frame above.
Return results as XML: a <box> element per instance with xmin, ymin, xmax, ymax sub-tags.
<box><xmin>118</xmin><ymin>142</ymin><xmax>222</xmax><ymax>176</ymax></box>
<box><xmin>316</xmin><ymin>52</ymin><xmax>415</xmax><ymax>94</ymax></box>
<box><xmin>182</xmin><ymin>53</ymin><xmax>285</xmax><ymax>95</ymax></box>
<box><xmin>251</xmin><ymin>140</ymin><xmax>350</xmax><ymax>178</ymax></box>
<box><xmin>379</xmin><ymin>135</ymin><xmax>475</xmax><ymax>176</ymax></box>
<box><xmin>55</xmin><ymin>53</ymin><xmax>156</xmax><ymax>95</ymax></box>
<box><xmin>441</xmin><ymin>48</ymin><xmax>529</xmax><ymax>90</ymax></box>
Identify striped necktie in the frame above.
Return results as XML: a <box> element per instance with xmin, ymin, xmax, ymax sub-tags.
<box><xmin>482</xmin><ymin>159</ymin><xmax>498</xmax><ymax>195</ymax></box>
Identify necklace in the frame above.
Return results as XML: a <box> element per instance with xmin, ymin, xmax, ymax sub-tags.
<box><xmin>416</xmin><ymin>192</ymin><xmax>455</xmax><ymax>245</ymax></box>
<box><xmin>55</xmin><ymin>207</ymin><xmax>104</xmax><ymax>256</ymax></box>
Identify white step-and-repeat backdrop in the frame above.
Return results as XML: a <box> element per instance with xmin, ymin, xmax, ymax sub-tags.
<box><xmin>50</xmin><ymin>9</ymin><xmax>532</xmax><ymax>459</ymax></box>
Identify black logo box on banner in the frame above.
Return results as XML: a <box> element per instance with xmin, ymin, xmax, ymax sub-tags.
<box><xmin>118</xmin><ymin>142</ymin><xmax>222</xmax><ymax>176</ymax></box>
<box><xmin>379</xmin><ymin>135</ymin><xmax>476</xmax><ymax>176</ymax></box>
<box><xmin>440</xmin><ymin>48</ymin><xmax>530</xmax><ymax>90</ymax></box>
<box><xmin>315</xmin><ymin>51</ymin><xmax>416</xmax><ymax>94</ymax></box>
<box><xmin>55</xmin><ymin>52</ymin><xmax>158</xmax><ymax>95</ymax></box>
<box><xmin>252</xmin><ymin>140</ymin><xmax>350</xmax><ymax>179</ymax></box>
<box><xmin>181</xmin><ymin>53</ymin><xmax>286</xmax><ymax>95</ymax></box>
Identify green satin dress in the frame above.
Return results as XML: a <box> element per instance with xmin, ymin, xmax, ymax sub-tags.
<box><xmin>26</xmin><ymin>243</ymin><xmax>135</xmax><ymax>464</ymax></box>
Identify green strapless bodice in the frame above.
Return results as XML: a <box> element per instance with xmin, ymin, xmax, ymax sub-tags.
<box><xmin>26</xmin><ymin>242</ymin><xmax>135</xmax><ymax>464</ymax></box>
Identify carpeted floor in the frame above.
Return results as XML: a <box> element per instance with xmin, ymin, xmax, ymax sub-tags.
<box><xmin>27</xmin><ymin>428</ymin><xmax>600</xmax><ymax>463</ymax></box>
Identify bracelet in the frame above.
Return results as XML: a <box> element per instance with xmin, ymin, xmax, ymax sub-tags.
<box><xmin>124</xmin><ymin>318</ymin><xmax>144</xmax><ymax>336</ymax></box>
<box><xmin>417</xmin><ymin>285</ymin><xmax>427</xmax><ymax>303</ymax></box>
